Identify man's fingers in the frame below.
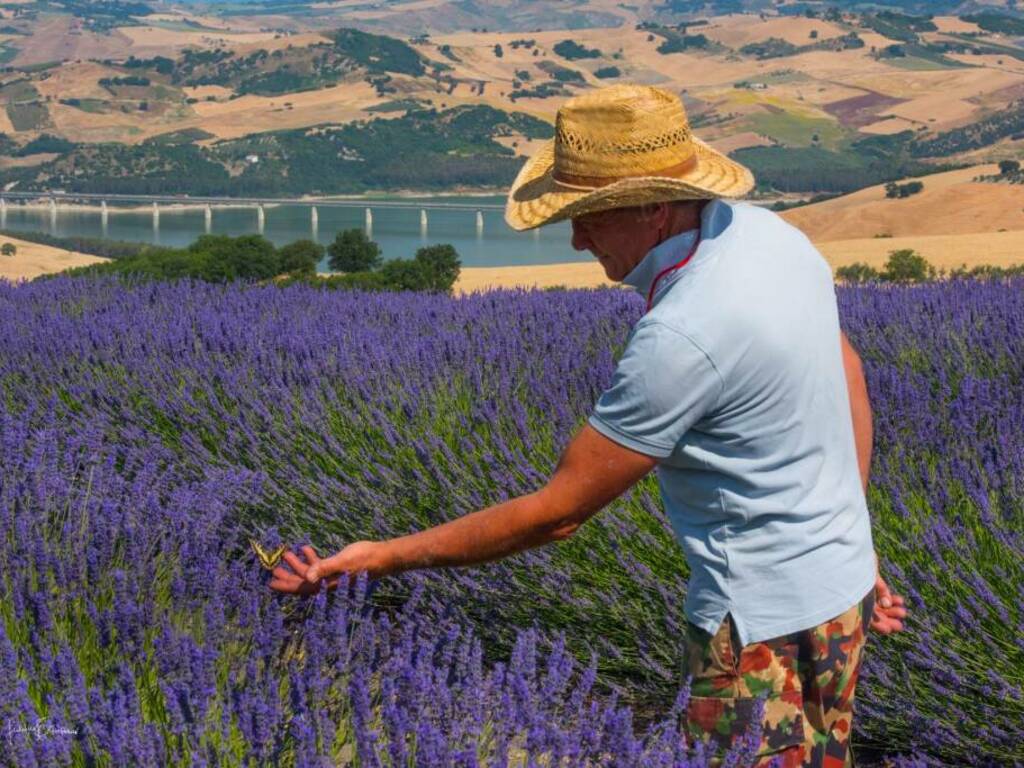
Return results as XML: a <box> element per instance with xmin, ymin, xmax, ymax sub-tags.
<box><xmin>306</xmin><ymin>551</ymin><xmax>345</xmax><ymax>582</ymax></box>
<box><xmin>269</xmin><ymin>571</ymin><xmax>314</xmax><ymax>594</ymax></box>
<box><xmin>300</xmin><ymin>545</ymin><xmax>320</xmax><ymax>564</ymax></box>
<box><xmin>269</xmin><ymin>570</ymin><xmax>340</xmax><ymax>595</ymax></box>
<box><xmin>281</xmin><ymin>550</ymin><xmax>310</xmax><ymax>577</ymax></box>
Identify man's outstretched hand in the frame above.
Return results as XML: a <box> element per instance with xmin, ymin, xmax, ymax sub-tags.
<box><xmin>268</xmin><ymin>542</ymin><xmax>381</xmax><ymax>595</ymax></box>
<box><xmin>870</xmin><ymin>572</ymin><xmax>907</xmax><ymax>634</ymax></box>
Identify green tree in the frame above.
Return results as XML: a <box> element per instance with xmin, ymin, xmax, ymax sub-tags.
<box><xmin>277</xmin><ymin>239</ymin><xmax>324</xmax><ymax>276</ymax></box>
<box><xmin>834</xmin><ymin>262</ymin><xmax>881</xmax><ymax>284</ymax></box>
<box><xmin>328</xmin><ymin>229</ymin><xmax>382</xmax><ymax>272</ymax></box>
<box><xmin>379</xmin><ymin>258</ymin><xmax>428</xmax><ymax>290</ymax></box>
<box><xmin>493</xmin><ymin>43</ymin><xmax>503</xmax><ymax>58</ymax></box>
<box><xmin>999</xmin><ymin>159</ymin><xmax>1020</xmax><ymax>176</ymax></box>
<box><xmin>1</xmin><ymin>242</ymin><xmax>15</xmax><ymax>256</ymax></box>
<box><xmin>413</xmin><ymin>243</ymin><xmax>461</xmax><ymax>292</ymax></box>
<box><xmin>189</xmin><ymin>234</ymin><xmax>279</xmax><ymax>281</ymax></box>
<box><xmin>882</xmin><ymin>249</ymin><xmax>935</xmax><ymax>283</ymax></box>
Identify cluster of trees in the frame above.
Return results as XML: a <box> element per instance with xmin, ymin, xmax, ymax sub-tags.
<box><xmin>740</xmin><ymin>37</ymin><xmax>798</xmax><ymax>59</ymax></box>
<box><xmin>553</xmin><ymin>40</ymin><xmax>602</xmax><ymax>60</ymax></box>
<box><xmin>912</xmin><ymin>100</ymin><xmax>1024</xmax><ymax>158</ymax></box>
<box><xmin>332</xmin><ymin>27</ymin><xmax>428</xmax><ymax>77</ymax></box>
<box><xmin>56</xmin><ymin>231</ymin><xmax>461</xmax><ymax>293</ymax></box>
<box><xmin>961</xmin><ymin>12</ymin><xmax>1024</xmax><ymax>36</ymax></box>
<box><xmin>861</xmin><ymin>10</ymin><xmax>936</xmax><ymax>43</ymax></box>
<box><xmin>509</xmin><ymin>83</ymin><xmax>567</xmax><ymax>100</ymax></box>
<box><xmin>285</xmin><ymin>229</ymin><xmax>460</xmax><ymax>292</ymax></box>
<box><xmin>733</xmin><ymin>134</ymin><xmax>948</xmax><ymax>195</ymax></box>
<box><xmin>98</xmin><ymin>75</ymin><xmax>151</xmax><ymax>88</ymax></box>
<box><xmin>740</xmin><ymin>32</ymin><xmax>864</xmax><ymax>60</ymax></box>
<box><xmin>60</xmin><ymin>234</ymin><xmax>321</xmax><ymax>283</ymax></box>
<box><xmin>836</xmin><ymin>249</ymin><xmax>1024</xmax><ymax>284</ymax></box>
<box><xmin>975</xmin><ymin>159</ymin><xmax>1024</xmax><ymax>185</ymax></box>
<box><xmin>885</xmin><ymin>180</ymin><xmax>924</xmax><ymax>198</ymax></box>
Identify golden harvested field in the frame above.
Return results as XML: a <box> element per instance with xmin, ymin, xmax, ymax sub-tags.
<box><xmin>885</xmin><ymin>94</ymin><xmax>981</xmax><ymax>130</ymax></box>
<box><xmin>188</xmin><ymin>80</ymin><xmax>386</xmax><ymax>140</ymax></box>
<box><xmin>780</xmin><ymin>164</ymin><xmax>1024</xmax><ymax>240</ymax></box>
<box><xmin>701</xmin><ymin>16</ymin><xmax>848</xmax><ymax>47</ymax></box>
<box><xmin>860</xmin><ymin>116</ymin><xmax>919</xmax><ymax>135</ymax></box>
<box><xmin>0</xmin><ymin>235</ymin><xmax>107</xmax><ymax>283</ymax></box>
<box><xmin>816</xmin><ymin>230</ymin><xmax>1024</xmax><ymax>272</ymax></box>
<box><xmin>229</xmin><ymin>32</ymin><xmax>332</xmax><ymax>56</ymax></box>
<box><xmin>931</xmin><ymin>16</ymin><xmax>983</xmax><ymax>34</ymax></box>
<box><xmin>12</xmin><ymin>17</ymin><xmax>134</xmax><ymax>66</ymax></box>
<box><xmin>707</xmin><ymin>131</ymin><xmax>773</xmax><ymax>154</ymax></box>
<box><xmin>117</xmin><ymin>25</ymin><xmax>288</xmax><ymax>55</ymax></box>
<box><xmin>455</xmin><ymin>262</ymin><xmax>616</xmax><ymax>294</ymax></box>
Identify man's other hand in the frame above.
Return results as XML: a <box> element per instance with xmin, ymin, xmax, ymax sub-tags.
<box><xmin>870</xmin><ymin>572</ymin><xmax>908</xmax><ymax>634</ymax></box>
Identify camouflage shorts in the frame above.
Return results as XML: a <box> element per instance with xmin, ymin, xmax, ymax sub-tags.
<box><xmin>683</xmin><ymin>590</ymin><xmax>874</xmax><ymax>768</ymax></box>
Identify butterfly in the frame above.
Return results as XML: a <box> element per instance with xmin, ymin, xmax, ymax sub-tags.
<box><xmin>250</xmin><ymin>538</ymin><xmax>288</xmax><ymax>571</ymax></box>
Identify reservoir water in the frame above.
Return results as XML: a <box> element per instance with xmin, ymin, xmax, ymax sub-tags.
<box><xmin>0</xmin><ymin>195</ymin><xmax>590</xmax><ymax>270</ymax></box>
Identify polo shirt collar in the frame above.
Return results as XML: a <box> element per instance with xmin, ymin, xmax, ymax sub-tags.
<box><xmin>621</xmin><ymin>199</ymin><xmax>723</xmax><ymax>300</ymax></box>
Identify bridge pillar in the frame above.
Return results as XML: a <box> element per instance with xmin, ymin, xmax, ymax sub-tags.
<box><xmin>49</xmin><ymin>197</ymin><xmax>57</xmax><ymax>232</ymax></box>
<box><xmin>365</xmin><ymin>207</ymin><xmax>373</xmax><ymax>238</ymax></box>
<box><xmin>420</xmin><ymin>209</ymin><xmax>428</xmax><ymax>238</ymax></box>
<box><xmin>204</xmin><ymin>204</ymin><xmax>212</xmax><ymax>233</ymax></box>
<box><xmin>257</xmin><ymin>204</ymin><xmax>265</xmax><ymax>234</ymax></box>
<box><xmin>475</xmin><ymin>209</ymin><xmax>483</xmax><ymax>236</ymax></box>
<box><xmin>152</xmin><ymin>201</ymin><xmax>160</xmax><ymax>228</ymax></box>
<box><xmin>0</xmin><ymin>197</ymin><xmax>5</xmax><ymax>228</ymax></box>
<box><xmin>100</xmin><ymin>200</ymin><xmax>108</xmax><ymax>233</ymax></box>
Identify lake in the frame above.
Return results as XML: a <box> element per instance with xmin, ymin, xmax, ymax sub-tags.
<box><xmin>0</xmin><ymin>195</ymin><xmax>591</xmax><ymax>270</ymax></box>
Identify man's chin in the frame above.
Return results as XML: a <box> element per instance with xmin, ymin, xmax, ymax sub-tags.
<box><xmin>602</xmin><ymin>264</ymin><xmax>624</xmax><ymax>282</ymax></box>
<box><xmin>597</xmin><ymin>259</ymin><xmax>621</xmax><ymax>282</ymax></box>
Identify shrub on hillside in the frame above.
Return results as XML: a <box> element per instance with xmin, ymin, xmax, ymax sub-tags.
<box><xmin>885</xmin><ymin>180</ymin><xmax>924</xmax><ymax>199</ymax></box>
<box><xmin>553</xmin><ymin>40</ymin><xmax>601</xmax><ymax>60</ymax></box>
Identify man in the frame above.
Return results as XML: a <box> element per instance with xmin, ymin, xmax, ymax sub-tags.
<box><xmin>270</xmin><ymin>84</ymin><xmax>907</xmax><ymax>766</ymax></box>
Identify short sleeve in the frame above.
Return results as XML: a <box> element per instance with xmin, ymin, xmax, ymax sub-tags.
<box><xmin>588</xmin><ymin>320</ymin><xmax>723</xmax><ymax>458</ymax></box>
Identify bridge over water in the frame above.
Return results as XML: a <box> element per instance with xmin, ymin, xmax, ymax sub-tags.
<box><xmin>0</xmin><ymin>190</ymin><xmax>507</xmax><ymax>238</ymax></box>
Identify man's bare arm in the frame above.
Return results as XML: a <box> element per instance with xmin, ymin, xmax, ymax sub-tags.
<box><xmin>841</xmin><ymin>331</ymin><xmax>872</xmax><ymax>493</ymax></box>
<box><xmin>283</xmin><ymin>425</ymin><xmax>659</xmax><ymax>586</ymax></box>
<box><xmin>840</xmin><ymin>331</ymin><xmax>907</xmax><ymax>633</ymax></box>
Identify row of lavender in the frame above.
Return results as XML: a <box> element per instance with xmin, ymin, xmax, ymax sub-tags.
<box><xmin>0</xmin><ymin>276</ymin><xmax>1020</xmax><ymax>765</ymax></box>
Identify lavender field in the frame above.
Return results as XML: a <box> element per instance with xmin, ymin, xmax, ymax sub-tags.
<box><xmin>0</xmin><ymin>276</ymin><xmax>1021</xmax><ymax>767</ymax></box>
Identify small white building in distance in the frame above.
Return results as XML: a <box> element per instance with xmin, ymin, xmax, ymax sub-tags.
<box><xmin>245</xmin><ymin>154</ymin><xmax>259</xmax><ymax>164</ymax></box>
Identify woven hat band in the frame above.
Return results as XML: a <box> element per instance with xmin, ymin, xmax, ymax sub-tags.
<box><xmin>552</xmin><ymin>154</ymin><xmax>699</xmax><ymax>191</ymax></box>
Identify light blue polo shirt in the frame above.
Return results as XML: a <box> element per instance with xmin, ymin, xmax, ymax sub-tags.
<box><xmin>588</xmin><ymin>199</ymin><xmax>876</xmax><ymax>647</ymax></box>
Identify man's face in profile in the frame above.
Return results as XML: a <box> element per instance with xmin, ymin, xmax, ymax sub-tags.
<box><xmin>570</xmin><ymin>205</ymin><xmax>662</xmax><ymax>281</ymax></box>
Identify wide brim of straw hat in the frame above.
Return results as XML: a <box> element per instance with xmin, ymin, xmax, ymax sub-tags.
<box><xmin>504</xmin><ymin>135</ymin><xmax>755</xmax><ymax>231</ymax></box>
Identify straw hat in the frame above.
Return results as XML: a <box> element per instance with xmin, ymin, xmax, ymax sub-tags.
<box><xmin>504</xmin><ymin>84</ymin><xmax>755</xmax><ymax>231</ymax></box>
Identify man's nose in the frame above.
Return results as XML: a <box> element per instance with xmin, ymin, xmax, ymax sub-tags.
<box><xmin>570</xmin><ymin>220</ymin><xmax>591</xmax><ymax>251</ymax></box>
